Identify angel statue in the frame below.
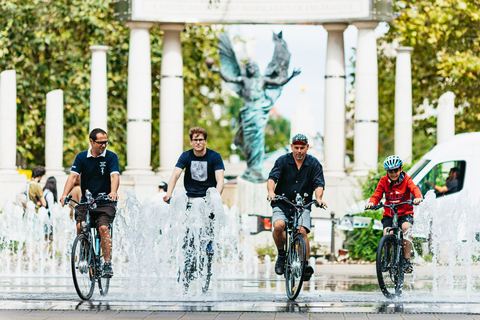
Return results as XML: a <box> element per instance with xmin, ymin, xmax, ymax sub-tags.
<box><xmin>207</xmin><ymin>31</ymin><xmax>300</xmax><ymax>183</ymax></box>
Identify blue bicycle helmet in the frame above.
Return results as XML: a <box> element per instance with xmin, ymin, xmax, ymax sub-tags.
<box><xmin>383</xmin><ymin>155</ymin><xmax>403</xmax><ymax>171</ymax></box>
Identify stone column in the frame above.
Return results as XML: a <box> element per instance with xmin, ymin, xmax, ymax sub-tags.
<box><xmin>394</xmin><ymin>47</ymin><xmax>413</xmax><ymax>164</ymax></box>
<box><xmin>45</xmin><ymin>90</ymin><xmax>65</xmax><ymax>176</ymax></box>
<box><xmin>437</xmin><ymin>91</ymin><xmax>455</xmax><ymax>144</ymax></box>
<box><xmin>89</xmin><ymin>45</ymin><xmax>109</xmax><ymax>133</ymax></box>
<box><xmin>323</xmin><ymin>24</ymin><xmax>348</xmax><ymax>177</ymax></box>
<box><xmin>124</xmin><ymin>22</ymin><xmax>154</xmax><ymax>175</ymax></box>
<box><xmin>158</xmin><ymin>24</ymin><xmax>185</xmax><ymax>172</ymax></box>
<box><xmin>353</xmin><ymin>22</ymin><xmax>379</xmax><ymax>175</ymax></box>
<box><xmin>0</xmin><ymin>70</ymin><xmax>19</xmax><ymax>174</ymax></box>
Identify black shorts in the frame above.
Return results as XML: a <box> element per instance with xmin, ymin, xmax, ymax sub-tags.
<box><xmin>75</xmin><ymin>202</ymin><xmax>116</xmax><ymax>228</ymax></box>
<box><xmin>382</xmin><ymin>214</ymin><xmax>413</xmax><ymax>229</ymax></box>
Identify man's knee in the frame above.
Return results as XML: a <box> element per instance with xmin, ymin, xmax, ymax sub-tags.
<box><xmin>273</xmin><ymin>220</ymin><xmax>286</xmax><ymax>234</ymax></box>
<box><xmin>99</xmin><ymin>225</ymin><xmax>109</xmax><ymax>235</ymax></box>
<box><xmin>299</xmin><ymin>226</ymin><xmax>308</xmax><ymax>237</ymax></box>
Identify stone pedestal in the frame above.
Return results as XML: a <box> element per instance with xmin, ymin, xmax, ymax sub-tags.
<box><xmin>394</xmin><ymin>47</ymin><xmax>413</xmax><ymax>164</ymax></box>
<box><xmin>124</xmin><ymin>22</ymin><xmax>154</xmax><ymax>175</ymax></box>
<box><xmin>158</xmin><ymin>24</ymin><xmax>185</xmax><ymax>173</ymax></box>
<box><xmin>45</xmin><ymin>90</ymin><xmax>65</xmax><ymax>176</ymax></box>
<box><xmin>237</xmin><ymin>178</ymin><xmax>271</xmax><ymax>217</ymax></box>
<box><xmin>352</xmin><ymin>22</ymin><xmax>379</xmax><ymax>175</ymax></box>
<box><xmin>89</xmin><ymin>45</ymin><xmax>109</xmax><ymax>132</ymax></box>
<box><xmin>437</xmin><ymin>92</ymin><xmax>455</xmax><ymax>144</ymax></box>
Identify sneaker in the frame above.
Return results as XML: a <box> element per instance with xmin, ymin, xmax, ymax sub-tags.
<box><xmin>103</xmin><ymin>262</ymin><xmax>113</xmax><ymax>278</ymax></box>
<box><xmin>303</xmin><ymin>265</ymin><xmax>314</xmax><ymax>281</ymax></box>
<box><xmin>206</xmin><ymin>241</ymin><xmax>214</xmax><ymax>256</ymax></box>
<box><xmin>404</xmin><ymin>259</ymin><xmax>413</xmax><ymax>274</ymax></box>
<box><xmin>275</xmin><ymin>254</ymin><xmax>286</xmax><ymax>275</ymax></box>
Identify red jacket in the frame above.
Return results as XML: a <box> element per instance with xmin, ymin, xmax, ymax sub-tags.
<box><xmin>369</xmin><ymin>172</ymin><xmax>422</xmax><ymax>217</ymax></box>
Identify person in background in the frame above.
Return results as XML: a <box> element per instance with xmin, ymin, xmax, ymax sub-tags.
<box><xmin>43</xmin><ymin>176</ymin><xmax>58</xmax><ymax>216</ymax></box>
<box><xmin>151</xmin><ymin>181</ymin><xmax>168</xmax><ymax>203</ymax></box>
<box><xmin>21</xmin><ymin>165</ymin><xmax>47</xmax><ymax>210</ymax></box>
<box><xmin>68</xmin><ymin>175</ymin><xmax>82</xmax><ymax>220</ymax></box>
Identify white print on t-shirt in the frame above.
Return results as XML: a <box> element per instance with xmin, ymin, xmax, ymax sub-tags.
<box><xmin>100</xmin><ymin>161</ymin><xmax>106</xmax><ymax>175</ymax></box>
<box><xmin>191</xmin><ymin>161</ymin><xmax>207</xmax><ymax>181</ymax></box>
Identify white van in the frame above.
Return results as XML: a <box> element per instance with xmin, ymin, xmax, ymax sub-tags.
<box><xmin>408</xmin><ymin>132</ymin><xmax>480</xmax><ymax>203</ymax></box>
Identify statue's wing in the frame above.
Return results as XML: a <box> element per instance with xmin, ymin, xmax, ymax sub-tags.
<box><xmin>219</xmin><ymin>32</ymin><xmax>243</xmax><ymax>96</ymax></box>
<box><xmin>264</xmin><ymin>31</ymin><xmax>291</xmax><ymax>104</ymax></box>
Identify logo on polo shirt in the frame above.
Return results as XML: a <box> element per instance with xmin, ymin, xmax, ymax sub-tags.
<box><xmin>100</xmin><ymin>161</ymin><xmax>106</xmax><ymax>175</ymax></box>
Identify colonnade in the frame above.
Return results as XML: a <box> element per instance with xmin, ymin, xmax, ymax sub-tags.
<box><xmin>0</xmin><ymin>22</ymin><xmax>417</xmax><ymax>180</ymax></box>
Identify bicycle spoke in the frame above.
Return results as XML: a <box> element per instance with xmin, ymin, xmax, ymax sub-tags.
<box><xmin>72</xmin><ymin>234</ymin><xmax>95</xmax><ymax>300</ymax></box>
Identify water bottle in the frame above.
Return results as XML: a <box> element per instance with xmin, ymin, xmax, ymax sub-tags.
<box><xmin>295</xmin><ymin>193</ymin><xmax>302</xmax><ymax>204</ymax></box>
<box><xmin>86</xmin><ymin>189</ymin><xmax>97</xmax><ymax>209</ymax></box>
<box><xmin>95</xmin><ymin>233</ymin><xmax>101</xmax><ymax>255</ymax></box>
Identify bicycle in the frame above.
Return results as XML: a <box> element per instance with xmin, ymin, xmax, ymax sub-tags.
<box><xmin>178</xmin><ymin>200</ymin><xmax>214</xmax><ymax>294</ymax></box>
<box><xmin>271</xmin><ymin>194</ymin><xmax>324</xmax><ymax>300</ymax></box>
<box><xmin>65</xmin><ymin>190</ymin><xmax>113</xmax><ymax>300</ymax></box>
<box><xmin>366</xmin><ymin>200</ymin><xmax>417</xmax><ymax>299</ymax></box>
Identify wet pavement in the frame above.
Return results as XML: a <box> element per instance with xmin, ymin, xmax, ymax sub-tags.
<box><xmin>2</xmin><ymin>265</ymin><xmax>480</xmax><ymax>318</ymax></box>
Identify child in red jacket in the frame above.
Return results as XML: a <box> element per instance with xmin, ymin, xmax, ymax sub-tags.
<box><xmin>366</xmin><ymin>155</ymin><xmax>423</xmax><ymax>273</ymax></box>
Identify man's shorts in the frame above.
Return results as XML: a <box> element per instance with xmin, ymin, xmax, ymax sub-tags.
<box><xmin>75</xmin><ymin>203</ymin><xmax>116</xmax><ymax>228</ymax></box>
<box><xmin>382</xmin><ymin>214</ymin><xmax>414</xmax><ymax>230</ymax></box>
<box><xmin>272</xmin><ymin>206</ymin><xmax>311</xmax><ymax>233</ymax></box>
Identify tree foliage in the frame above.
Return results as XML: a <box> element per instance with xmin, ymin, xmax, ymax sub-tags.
<box><xmin>375</xmin><ymin>0</ymin><xmax>480</xmax><ymax>161</ymax></box>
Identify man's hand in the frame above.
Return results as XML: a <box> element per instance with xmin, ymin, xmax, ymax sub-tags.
<box><xmin>163</xmin><ymin>193</ymin><xmax>172</xmax><ymax>203</ymax></box>
<box><xmin>316</xmin><ymin>199</ymin><xmax>327</xmax><ymax>208</ymax></box>
<box><xmin>413</xmin><ymin>197</ymin><xmax>423</xmax><ymax>205</ymax></box>
<box><xmin>108</xmin><ymin>192</ymin><xmax>118</xmax><ymax>202</ymax></box>
<box><xmin>365</xmin><ymin>202</ymin><xmax>375</xmax><ymax>209</ymax></box>
<box><xmin>60</xmin><ymin>195</ymin><xmax>67</xmax><ymax>206</ymax></box>
<box><xmin>267</xmin><ymin>192</ymin><xmax>276</xmax><ymax>201</ymax></box>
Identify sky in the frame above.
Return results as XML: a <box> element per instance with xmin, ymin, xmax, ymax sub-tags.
<box><xmin>225</xmin><ymin>23</ymin><xmax>389</xmax><ymax>136</ymax></box>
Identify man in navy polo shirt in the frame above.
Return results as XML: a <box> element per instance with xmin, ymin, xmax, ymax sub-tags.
<box><xmin>267</xmin><ymin>133</ymin><xmax>327</xmax><ymax>281</ymax></box>
<box><xmin>163</xmin><ymin>127</ymin><xmax>225</xmax><ymax>201</ymax></box>
<box><xmin>60</xmin><ymin>128</ymin><xmax>120</xmax><ymax>278</ymax></box>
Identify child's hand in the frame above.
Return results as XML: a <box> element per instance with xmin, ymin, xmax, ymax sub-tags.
<box><xmin>365</xmin><ymin>202</ymin><xmax>375</xmax><ymax>209</ymax></box>
<box><xmin>413</xmin><ymin>197</ymin><xmax>422</xmax><ymax>205</ymax></box>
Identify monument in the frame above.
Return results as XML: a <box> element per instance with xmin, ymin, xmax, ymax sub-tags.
<box><xmin>209</xmin><ymin>32</ymin><xmax>300</xmax><ymax>183</ymax></box>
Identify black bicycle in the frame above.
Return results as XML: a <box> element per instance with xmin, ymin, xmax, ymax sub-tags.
<box><xmin>366</xmin><ymin>200</ymin><xmax>417</xmax><ymax>299</ymax></box>
<box><xmin>66</xmin><ymin>190</ymin><xmax>113</xmax><ymax>300</ymax></box>
<box><xmin>272</xmin><ymin>194</ymin><xmax>323</xmax><ymax>300</ymax></box>
<box><xmin>179</xmin><ymin>201</ymin><xmax>214</xmax><ymax>294</ymax></box>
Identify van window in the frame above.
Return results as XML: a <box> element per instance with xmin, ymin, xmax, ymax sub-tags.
<box><xmin>417</xmin><ymin>161</ymin><xmax>466</xmax><ymax>197</ymax></box>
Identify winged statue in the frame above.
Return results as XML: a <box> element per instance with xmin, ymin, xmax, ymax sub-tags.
<box><xmin>208</xmin><ymin>31</ymin><xmax>300</xmax><ymax>183</ymax></box>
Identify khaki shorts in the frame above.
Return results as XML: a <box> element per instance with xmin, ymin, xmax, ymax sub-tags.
<box><xmin>272</xmin><ymin>206</ymin><xmax>311</xmax><ymax>233</ymax></box>
<box><xmin>75</xmin><ymin>202</ymin><xmax>116</xmax><ymax>228</ymax></box>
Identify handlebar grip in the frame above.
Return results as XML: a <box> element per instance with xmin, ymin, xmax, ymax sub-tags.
<box><xmin>65</xmin><ymin>195</ymin><xmax>72</xmax><ymax>203</ymax></box>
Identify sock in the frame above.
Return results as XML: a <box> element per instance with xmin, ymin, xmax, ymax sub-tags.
<box><xmin>278</xmin><ymin>249</ymin><xmax>286</xmax><ymax>256</ymax></box>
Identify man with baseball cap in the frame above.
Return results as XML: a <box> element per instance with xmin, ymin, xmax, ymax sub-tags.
<box><xmin>267</xmin><ymin>133</ymin><xmax>327</xmax><ymax>281</ymax></box>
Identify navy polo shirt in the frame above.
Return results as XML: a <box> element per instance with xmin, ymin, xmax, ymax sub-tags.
<box><xmin>71</xmin><ymin>149</ymin><xmax>120</xmax><ymax>203</ymax></box>
<box><xmin>268</xmin><ymin>153</ymin><xmax>325</xmax><ymax>215</ymax></box>
<box><xmin>176</xmin><ymin>148</ymin><xmax>225</xmax><ymax>198</ymax></box>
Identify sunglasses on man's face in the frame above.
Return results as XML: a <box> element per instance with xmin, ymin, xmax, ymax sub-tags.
<box><xmin>387</xmin><ymin>168</ymin><xmax>401</xmax><ymax>174</ymax></box>
<box><xmin>94</xmin><ymin>140</ymin><xmax>109</xmax><ymax>146</ymax></box>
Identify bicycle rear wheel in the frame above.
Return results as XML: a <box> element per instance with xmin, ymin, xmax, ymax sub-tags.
<box><xmin>285</xmin><ymin>234</ymin><xmax>306</xmax><ymax>300</ymax></box>
<box><xmin>376</xmin><ymin>235</ymin><xmax>404</xmax><ymax>299</ymax></box>
<box><xmin>71</xmin><ymin>234</ymin><xmax>95</xmax><ymax>300</ymax></box>
<box><xmin>97</xmin><ymin>254</ymin><xmax>110</xmax><ymax>296</ymax></box>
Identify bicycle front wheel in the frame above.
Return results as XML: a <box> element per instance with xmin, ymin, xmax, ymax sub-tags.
<box><xmin>376</xmin><ymin>235</ymin><xmax>404</xmax><ymax>299</ymax></box>
<box><xmin>97</xmin><ymin>254</ymin><xmax>110</xmax><ymax>296</ymax></box>
<box><xmin>71</xmin><ymin>234</ymin><xmax>96</xmax><ymax>300</ymax></box>
<box><xmin>285</xmin><ymin>234</ymin><xmax>306</xmax><ymax>300</ymax></box>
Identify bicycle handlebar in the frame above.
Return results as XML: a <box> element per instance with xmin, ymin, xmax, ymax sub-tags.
<box><xmin>271</xmin><ymin>194</ymin><xmax>326</xmax><ymax>210</ymax></box>
<box><xmin>365</xmin><ymin>200</ymin><xmax>418</xmax><ymax>211</ymax></box>
<box><xmin>65</xmin><ymin>193</ymin><xmax>111</xmax><ymax>208</ymax></box>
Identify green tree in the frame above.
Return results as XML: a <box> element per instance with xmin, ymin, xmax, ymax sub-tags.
<box><xmin>0</xmin><ymin>0</ymin><xmax>226</xmax><ymax>170</ymax></box>
<box><xmin>375</xmin><ymin>0</ymin><xmax>480</xmax><ymax>161</ymax></box>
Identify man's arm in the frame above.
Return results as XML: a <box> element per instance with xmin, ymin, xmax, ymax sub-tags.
<box><xmin>163</xmin><ymin>167</ymin><xmax>183</xmax><ymax>202</ymax></box>
<box><xmin>314</xmin><ymin>186</ymin><xmax>327</xmax><ymax>208</ymax></box>
<box><xmin>215</xmin><ymin>169</ymin><xmax>225</xmax><ymax>195</ymax></box>
<box><xmin>267</xmin><ymin>179</ymin><xmax>276</xmax><ymax>201</ymax></box>
<box><xmin>434</xmin><ymin>184</ymin><xmax>448</xmax><ymax>193</ymax></box>
<box><xmin>109</xmin><ymin>173</ymin><xmax>120</xmax><ymax>201</ymax></box>
<box><xmin>60</xmin><ymin>172</ymin><xmax>79</xmax><ymax>206</ymax></box>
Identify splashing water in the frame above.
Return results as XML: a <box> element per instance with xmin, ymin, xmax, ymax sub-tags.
<box><xmin>412</xmin><ymin>190</ymin><xmax>480</xmax><ymax>298</ymax></box>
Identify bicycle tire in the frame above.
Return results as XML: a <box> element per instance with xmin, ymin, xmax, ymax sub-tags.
<box><xmin>97</xmin><ymin>254</ymin><xmax>110</xmax><ymax>296</ymax></box>
<box><xmin>376</xmin><ymin>234</ymin><xmax>404</xmax><ymax>299</ymax></box>
<box><xmin>285</xmin><ymin>233</ymin><xmax>306</xmax><ymax>300</ymax></box>
<box><xmin>202</xmin><ymin>254</ymin><xmax>213</xmax><ymax>293</ymax></box>
<box><xmin>71</xmin><ymin>234</ymin><xmax>96</xmax><ymax>300</ymax></box>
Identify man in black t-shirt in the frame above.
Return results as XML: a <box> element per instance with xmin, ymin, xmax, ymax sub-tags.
<box><xmin>60</xmin><ymin>128</ymin><xmax>120</xmax><ymax>278</ymax></box>
<box><xmin>163</xmin><ymin>127</ymin><xmax>225</xmax><ymax>201</ymax></box>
